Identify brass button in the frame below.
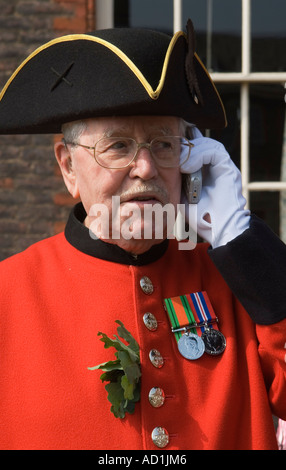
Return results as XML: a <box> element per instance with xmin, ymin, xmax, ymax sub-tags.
<box><xmin>151</xmin><ymin>426</ymin><xmax>169</xmax><ymax>448</ymax></box>
<box><xmin>140</xmin><ymin>276</ymin><xmax>154</xmax><ymax>295</ymax></box>
<box><xmin>149</xmin><ymin>387</ymin><xmax>165</xmax><ymax>408</ymax></box>
<box><xmin>149</xmin><ymin>349</ymin><xmax>164</xmax><ymax>368</ymax></box>
<box><xmin>143</xmin><ymin>312</ymin><xmax>158</xmax><ymax>331</ymax></box>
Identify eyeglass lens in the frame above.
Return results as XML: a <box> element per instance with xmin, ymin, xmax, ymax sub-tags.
<box><xmin>95</xmin><ymin>137</ymin><xmax>191</xmax><ymax>169</ymax></box>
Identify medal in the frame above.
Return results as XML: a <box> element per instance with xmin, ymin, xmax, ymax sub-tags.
<box><xmin>202</xmin><ymin>328</ymin><xmax>226</xmax><ymax>356</ymax></box>
<box><xmin>164</xmin><ymin>291</ymin><xmax>226</xmax><ymax>360</ymax></box>
<box><xmin>178</xmin><ymin>332</ymin><xmax>205</xmax><ymax>360</ymax></box>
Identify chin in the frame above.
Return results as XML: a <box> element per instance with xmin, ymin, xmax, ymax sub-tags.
<box><xmin>114</xmin><ymin>237</ymin><xmax>164</xmax><ymax>255</ymax></box>
<box><xmin>96</xmin><ymin>215</ymin><xmax>169</xmax><ymax>254</ymax></box>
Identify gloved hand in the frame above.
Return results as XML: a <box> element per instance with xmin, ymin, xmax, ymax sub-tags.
<box><xmin>180</xmin><ymin>129</ymin><xmax>250</xmax><ymax>248</ymax></box>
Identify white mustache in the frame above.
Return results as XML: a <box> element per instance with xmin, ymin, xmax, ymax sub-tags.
<box><xmin>119</xmin><ymin>184</ymin><xmax>169</xmax><ymax>204</ymax></box>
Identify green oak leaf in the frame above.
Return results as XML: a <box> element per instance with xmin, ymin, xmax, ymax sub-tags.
<box><xmin>88</xmin><ymin>321</ymin><xmax>141</xmax><ymax>418</ymax></box>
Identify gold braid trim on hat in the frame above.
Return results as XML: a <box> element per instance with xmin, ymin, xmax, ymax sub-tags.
<box><xmin>0</xmin><ymin>32</ymin><xmax>185</xmax><ymax>102</ymax></box>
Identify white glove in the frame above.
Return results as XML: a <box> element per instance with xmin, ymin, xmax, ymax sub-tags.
<box><xmin>180</xmin><ymin>130</ymin><xmax>250</xmax><ymax>248</ymax></box>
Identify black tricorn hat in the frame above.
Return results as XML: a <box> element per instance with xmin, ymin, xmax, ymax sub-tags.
<box><xmin>0</xmin><ymin>20</ymin><xmax>226</xmax><ymax>134</ymax></box>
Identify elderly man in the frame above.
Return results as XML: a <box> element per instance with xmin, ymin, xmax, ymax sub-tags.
<box><xmin>56</xmin><ymin>115</ymin><xmax>187</xmax><ymax>254</ymax></box>
<box><xmin>0</xmin><ymin>21</ymin><xmax>285</xmax><ymax>450</ymax></box>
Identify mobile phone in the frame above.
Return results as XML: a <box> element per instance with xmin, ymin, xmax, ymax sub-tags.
<box><xmin>183</xmin><ymin>169</ymin><xmax>202</xmax><ymax>204</ymax></box>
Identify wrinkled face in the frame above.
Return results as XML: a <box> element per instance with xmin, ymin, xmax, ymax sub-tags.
<box><xmin>55</xmin><ymin>115</ymin><xmax>183</xmax><ymax>254</ymax></box>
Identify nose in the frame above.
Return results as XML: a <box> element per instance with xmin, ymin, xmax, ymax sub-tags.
<box><xmin>129</xmin><ymin>144</ymin><xmax>158</xmax><ymax>180</ymax></box>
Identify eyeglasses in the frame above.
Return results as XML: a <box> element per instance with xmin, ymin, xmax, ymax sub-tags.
<box><xmin>64</xmin><ymin>136</ymin><xmax>193</xmax><ymax>169</ymax></box>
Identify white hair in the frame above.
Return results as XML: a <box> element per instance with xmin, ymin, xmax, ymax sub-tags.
<box><xmin>61</xmin><ymin>120</ymin><xmax>87</xmax><ymax>145</ymax></box>
<box><xmin>61</xmin><ymin>117</ymin><xmax>194</xmax><ymax>145</ymax></box>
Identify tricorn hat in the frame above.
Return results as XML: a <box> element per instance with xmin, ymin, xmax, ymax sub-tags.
<box><xmin>0</xmin><ymin>19</ymin><xmax>226</xmax><ymax>134</ymax></box>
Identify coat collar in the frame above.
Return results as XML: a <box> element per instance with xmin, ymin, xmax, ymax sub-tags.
<box><xmin>64</xmin><ymin>203</ymin><xmax>169</xmax><ymax>266</ymax></box>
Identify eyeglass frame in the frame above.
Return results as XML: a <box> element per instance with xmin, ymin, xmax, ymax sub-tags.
<box><xmin>63</xmin><ymin>135</ymin><xmax>193</xmax><ymax>170</ymax></box>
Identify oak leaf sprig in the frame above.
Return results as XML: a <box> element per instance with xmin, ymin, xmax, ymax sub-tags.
<box><xmin>88</xmin><ymin>320</ymin><xmax>141</xmax><ymax>418</ymax></box>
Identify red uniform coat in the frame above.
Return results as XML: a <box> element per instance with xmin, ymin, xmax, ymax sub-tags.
<box><xmin>0</xmin><ymin>232</ymin><xmax>285</xmax><ymax>450</ymax></box>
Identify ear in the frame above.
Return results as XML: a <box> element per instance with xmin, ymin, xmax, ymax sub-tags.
<box><xmin>54</xmin><ymin>140</ymin><xmax>80</xmax><ymax>199</ymax></box>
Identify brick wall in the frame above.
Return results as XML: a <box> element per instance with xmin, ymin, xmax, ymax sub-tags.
<box><xmin>0</xmin><ymin>0</ymin><xmax>95</xmax><ymax>261</ymax></box>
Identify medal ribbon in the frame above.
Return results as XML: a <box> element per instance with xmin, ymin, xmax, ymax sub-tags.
<box><xmin>164</xmin><ymin>291</ymin><xmax>219</xmax><ymax>341</ymax></box>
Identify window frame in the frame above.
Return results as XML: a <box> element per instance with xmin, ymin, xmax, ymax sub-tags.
<box><xmin>96</xmin><ymin>0</ymin><xmax>286</xmax><ymax>206</ymax></box>
<box><xmin>210</xmin><ymin>0</ymin><xmax>286</xmax><ymax>207</ymax></box>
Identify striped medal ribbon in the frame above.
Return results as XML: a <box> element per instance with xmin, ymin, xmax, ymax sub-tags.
<box><xmin>164</xmin><ymin>291</ymin><xmax>226</xmax><ymax>359</ymax></box>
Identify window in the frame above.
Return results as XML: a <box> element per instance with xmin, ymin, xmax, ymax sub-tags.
<box><xmin>96</xmin><ymin>0</ymin><xmax>286</xmax><ymax>239</ymax></box>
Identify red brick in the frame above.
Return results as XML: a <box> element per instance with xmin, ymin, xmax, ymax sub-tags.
<box><xmin>0</xmin><ymin>0</ymin><xmax>92</xmax><ymax>259</ymax></box>
<box><xmin>53</xmin><ymin>192</ymin><xmax>77</xmax><ymax>207</ymax></box>
<box><xmin>53</xmin><ymin>16</ymin><xmax>86</xmax><ymax>32</ymax></box>
<box><xmin>54</xmin><ymin>221</ymin><xmax>66</xmax><ymax>234</ymax></box>
<box><xmin>0</xmin><ymin>177</ymin><xmax>14</xmax><ymax>188</ymax></box>
<box><xmin>54</xmin><ymin>0</ymin><xmax>85</xmax><ymax>3</ymax></box>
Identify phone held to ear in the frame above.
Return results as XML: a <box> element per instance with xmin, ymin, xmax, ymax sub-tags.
<box><xmin>183</xmin><ymin>169</ymin><xmax>202</xmax><ymax>204</ymax></box>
